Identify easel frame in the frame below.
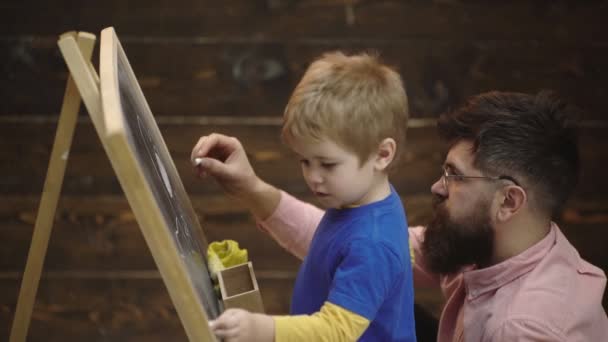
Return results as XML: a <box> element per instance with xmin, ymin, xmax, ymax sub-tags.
<box><xmin>97</xmin><ymin>27</ymin><xmax>218</xmax><ymax>341</ymax></box>
<box><xmin>10</xmin><ymin>30</ymin><xmax>219</xmax><ymax>342</ymax></box>
<box><xmin>10</xmin><ymin>29</ymin><xmax>264</xmax><ymax>342</ymax></box>
<box><xmin>9</xmin><ymin>32</ymin><xmax>97</xmax><ymax>342</ymax></box>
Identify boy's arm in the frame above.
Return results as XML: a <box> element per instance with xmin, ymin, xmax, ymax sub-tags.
<box><xmin>210</xmin><ymin>303</ymin><xmax>369</xmax><ymax>342</ymax></box>
<box><xmin>274</xmin><ymin>302</ymin><xmax>369</xmax><ymax>342</ymax></box>
<box><xmin>256</xmin><ymin>191</ymin><xmax>323</xmax><ymax>260</ymax></box>
<box><xmin>191</xmin><ymin>133</ymin><xmax>322</xmax><ymax>259</ymax></box>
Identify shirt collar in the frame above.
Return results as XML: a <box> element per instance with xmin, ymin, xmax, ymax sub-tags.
<box><xmin>462</xmin><ymin>223</ymin><xmax>558</xmax><ymax>300</ymax></box>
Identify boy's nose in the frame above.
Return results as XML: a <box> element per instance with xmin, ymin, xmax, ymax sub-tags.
<box><xmin>307</xmin><ymin>169</ymin><xmax>324</xmax><ymax>185</ymax></box>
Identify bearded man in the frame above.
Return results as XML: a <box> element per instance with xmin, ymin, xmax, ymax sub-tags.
<box><xmin>191</xmin><ymin>91</ymin><xmax>608</xmax><ymax>341</ymax></box>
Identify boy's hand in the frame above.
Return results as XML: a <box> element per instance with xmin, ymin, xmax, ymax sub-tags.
<box><xmin>210</xmin><ymin>308</ymin><xmax>274</xmax><ymax>342</ymax></box>
<box><xmin>191</xmin><ymin>133</ymin><xmax>259</xmax><ymax>198</ymax></box>
<box><xmin>191</xmin><ymin>133</ymin><xmax>281</xmax><ymax>220</ymax></box>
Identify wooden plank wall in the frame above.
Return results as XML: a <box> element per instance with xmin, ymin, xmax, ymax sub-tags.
<box><xmin>2</xmin><ymin>1</ymin><xmax>607</xmax><ymax>340</ymax></box>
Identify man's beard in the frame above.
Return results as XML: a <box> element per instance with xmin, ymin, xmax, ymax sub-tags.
<box><xmin>421</xmin><ymin>196</ymin><xmax>495</xmax><ymax>275</ymax></box>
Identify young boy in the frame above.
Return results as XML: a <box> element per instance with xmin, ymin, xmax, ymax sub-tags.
<box><xmin>194</xmin><ymin>52</ymin><xmax>415</xmax><ymax>341</ymax></box>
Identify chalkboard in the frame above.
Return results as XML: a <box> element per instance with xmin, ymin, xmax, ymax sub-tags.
<box><xmin>99</xmin><ymin>27</ymin><xmax>219</xmax><ymax>341</ymax></box>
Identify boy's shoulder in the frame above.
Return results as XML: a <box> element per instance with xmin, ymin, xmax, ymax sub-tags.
<box><xmin>340</xmin><ymin>212</ymin><xmax>409</xmax><ymax>263</ymax></box>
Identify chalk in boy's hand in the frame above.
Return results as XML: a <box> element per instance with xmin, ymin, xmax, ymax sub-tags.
<box><xmin>193</xmin><ymin>157</ymin><xmax>204</xmax><ymax>166</ymax></box>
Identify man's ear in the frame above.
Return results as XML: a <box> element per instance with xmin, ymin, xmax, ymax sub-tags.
<box><xmin>496</xmin><ymin>185</ymin><xmax>527</xmax><ymax>222</ymax></box>
<box><xmin>374</xmin><ymin>138</ymin><xmax>396</xmax><ymax>171</ymax></box>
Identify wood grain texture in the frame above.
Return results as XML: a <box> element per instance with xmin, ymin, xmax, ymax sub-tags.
<box><xmin>0</xmin><ymin>277</ymin><xmax>294</xmax><ymax>342</ymax></box>
<box><xmin>2</xmin><ymin>122</ymin><xmax>608</xmax><ymax>199</ymax></box>
<box><xmin>2</xmin><ymin>1</ymin><xmax>607</xmax><ymax>40</ymax></box>
<box><xmin>1</xmin><ymin>38</ymin><xmax>607</xmax><ymax>119</ymax></box>
<box><xmin>1</xmin><ymin>194</ymin><xmax>606</xmax><ymax>275</ymax></box>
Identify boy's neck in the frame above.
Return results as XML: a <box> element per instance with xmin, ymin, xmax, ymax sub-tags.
<box><xmin>342</xmin><ymin>176</ymin><xmax>391</xmax><ymax>208</ymax></box>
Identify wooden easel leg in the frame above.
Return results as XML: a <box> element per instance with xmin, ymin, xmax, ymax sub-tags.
<box><xmin>9</xmin><ymin>32</ymin><xmax>96</xmax><ymax>342</ymax></box>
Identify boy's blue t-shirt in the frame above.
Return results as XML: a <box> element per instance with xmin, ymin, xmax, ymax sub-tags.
<box><xmin>291</xmin><ymin>186</ymin><xmax>416</xmax><ymax>341</ymax></box>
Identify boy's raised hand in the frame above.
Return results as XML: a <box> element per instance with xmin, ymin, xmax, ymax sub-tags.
<box><xmin>191</xmin><ymin>133</ymin><xmax>259</xmax><ymax>198</ymax></box>
<box><xmin>191</xmin><ymin>132</ymin><xmax>282</xmax><ymax>221</ymax></box>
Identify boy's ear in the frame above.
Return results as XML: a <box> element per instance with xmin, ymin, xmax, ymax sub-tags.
<box><xmin>374</xmin><ymin>138</ymin><xmax>396</xmax><ymax>171</ymax></box>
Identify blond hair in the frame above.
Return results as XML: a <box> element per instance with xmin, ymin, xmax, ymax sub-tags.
<box><xmin>282</xmin><ymin>51</ymin><xmax>409</xmax><ymax>168</ymax></box>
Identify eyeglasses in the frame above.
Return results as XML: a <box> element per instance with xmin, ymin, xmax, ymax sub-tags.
<box><xmin>441</xmin><ymin>166</ymin><xmax>521</xmax><ymax>191</ymax></box>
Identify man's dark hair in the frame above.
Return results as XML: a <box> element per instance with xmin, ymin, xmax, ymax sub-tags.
<box><xmin>437</xmin><ymin>91</ymin><xmax>580</xmax><ymax>218</ymax></box>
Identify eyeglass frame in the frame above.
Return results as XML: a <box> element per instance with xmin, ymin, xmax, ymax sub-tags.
<box><xmin>440</xmin><ymin>165</ymin><xmax>521</xmax><ymax>191</ymax></box>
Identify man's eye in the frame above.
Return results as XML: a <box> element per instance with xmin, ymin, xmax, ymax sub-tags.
<box><xmin>451</xmin><ymin>174</ymin><xmax>465</xmax><ymax>181</ymax></box>
<box><xmin>445</xmin><ymin>169</ymin><xmax>463</xmax><ymax>180</ymax></box>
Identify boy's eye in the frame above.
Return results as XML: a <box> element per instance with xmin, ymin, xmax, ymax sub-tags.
<box><xmin>321</xmin><ymin>162</ymin><xmax>337</xmax><ymax>169</ymax></box>
<box><xmin>299</xmin><ymin>159</ymin><xmax>310</xmax><ymax>166</ymax></box>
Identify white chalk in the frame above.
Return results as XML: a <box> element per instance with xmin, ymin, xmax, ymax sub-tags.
<box><xmin>193</xmin><ymin>157</ymin><xmax>204</xmax><ymax>166</ymax></box>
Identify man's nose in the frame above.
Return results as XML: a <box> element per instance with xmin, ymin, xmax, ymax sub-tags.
<box><xmin>431</xmin><ymin>178</ymin><xmax>447</xmax><ymax>197</ymax></box>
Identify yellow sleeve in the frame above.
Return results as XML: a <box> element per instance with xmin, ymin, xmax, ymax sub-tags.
<box><xmin>410</xmin><ymin>242</ymin><xmax>415</xmax><ymax>263</ymax></box>
<box><xmin>273</xmin><ymin>301</ymin><xmax>370</xmax><ymax>342</ymax></box>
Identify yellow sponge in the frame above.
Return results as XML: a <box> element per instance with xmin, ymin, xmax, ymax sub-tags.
<box><xmin>207</xmin><ymin>240</ymin><xmax>248</xmax><ymax>281</ymax></box>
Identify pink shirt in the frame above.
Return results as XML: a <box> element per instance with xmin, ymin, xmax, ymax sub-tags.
<box><xmin>258</xmin><ymin>191</ymin><xmax>608</xmax><ymax>341</ymax></box>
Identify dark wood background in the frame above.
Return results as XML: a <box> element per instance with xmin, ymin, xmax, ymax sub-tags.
<box><xmin>2</xmin><ymin>1</ymin><xmax>607</xmax><ymax>340</ymax></box>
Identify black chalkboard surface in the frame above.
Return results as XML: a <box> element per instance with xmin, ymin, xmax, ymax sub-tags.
<box><xmin>99</xmin><ymin>27</ymin><xmax>219</xmax><ymax>341</ymax></box>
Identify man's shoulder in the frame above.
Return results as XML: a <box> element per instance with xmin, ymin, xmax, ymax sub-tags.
<box><xmin>493</xmin><ymin>253</ymin><xmax>607</xmax><ymax>339</ymax></box>
<box><xmin>553</xmin><ymin>227</ymin><xmax>607</xmax><ymax>279</ymax></box>
<box><xmin>489</xmin><ymin>304</ymin><xmax>608</xmax><ymax>342</ymax></box>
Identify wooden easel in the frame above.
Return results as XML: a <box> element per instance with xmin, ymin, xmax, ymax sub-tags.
<box><xmin>9</xmin><ymin>31</ymin><xmax>97</xmax><ymax>342</ymax></box>
<box><xmin>10</xmin><ymin>29</ymin><xmax>264</xmax><ymax>342</ymax></box>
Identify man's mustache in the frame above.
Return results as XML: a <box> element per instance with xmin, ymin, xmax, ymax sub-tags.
<box><xmin>432</xmin><ymin>195</ymin><xmax>446</xmax><ymax>210</ymax></box>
